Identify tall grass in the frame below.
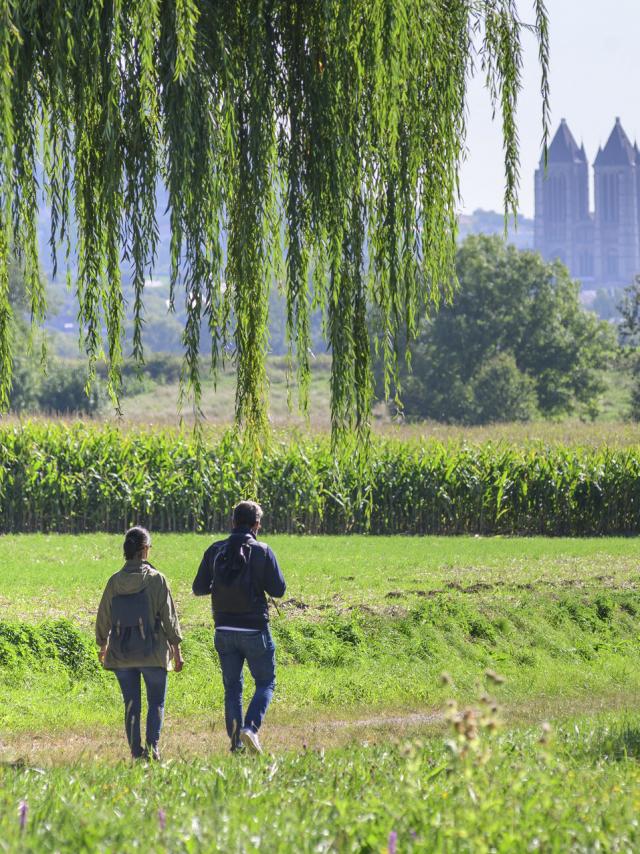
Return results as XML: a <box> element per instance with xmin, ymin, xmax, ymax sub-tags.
<box><xmin>2</xmin><ymin>424</ymin><xmax>640</xmax><ymax>534</ymax></box>
<box><xmin>2</xmin><ymin>719</ymin><xmax>640</xmax><ymax>852</ymax></box>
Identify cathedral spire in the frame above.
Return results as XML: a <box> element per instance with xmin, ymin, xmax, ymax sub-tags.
<box><xmin>594</xmin><ymin>119</ymin><xmax>636</xmax><ymax>167</ymax></box>
<box><xmin>542</xmin><ymin>119</ymin><xmax>584</xmax><ymax>166</ymax></box>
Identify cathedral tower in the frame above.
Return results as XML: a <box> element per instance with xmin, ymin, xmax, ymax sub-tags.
<box><xmin>534</xmin><ymin>119</ymin><xmax>593</xmax><ymax>280</ymax></box>
<box><xmin>593</xmin><ymin>118</ymin><xmax>640</xmax><ymax>285</ymax></box>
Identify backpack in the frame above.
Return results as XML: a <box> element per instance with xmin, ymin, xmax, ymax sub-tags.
<box><xmin>212</xmin><ymin>537</ymin><xmax>266</xmax><ymax>614</ymax></box>
<box><xmin>109</xmin><ymin>588</ymin><xmax>155</xmax><ymax>661</ymax></box>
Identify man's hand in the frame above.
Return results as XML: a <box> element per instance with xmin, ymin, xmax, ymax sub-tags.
<box><xmin>98</xmin><ymin>644</ymin><xmax>107</xmax><ymax>665</ymax></box>
<box><xmin>172</xmin><ymin>644</ymin><xmax>184</xmax><ymax>673</ymax></box>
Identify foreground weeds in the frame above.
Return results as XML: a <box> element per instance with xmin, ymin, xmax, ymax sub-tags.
<box><xmin>1</xmin><ymin>715</ymin><xmax>639</xmax><ymax>852</ymax></box>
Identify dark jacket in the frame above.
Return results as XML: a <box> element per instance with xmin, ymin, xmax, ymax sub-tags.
<box><xmin>192</xmin><ymin>527</ymin><xmax>286</xmax><ymax>630</ymax></box>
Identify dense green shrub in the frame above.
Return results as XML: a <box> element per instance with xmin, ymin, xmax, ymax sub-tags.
<box><xmin>9</xmin><ymin>359</ymin><xmax>104</xmax><ymax>415</ymax></box>
<box><xmin>95</xmin><ymin>353</ymin><xmax>184</xmax><ymax>386</ymax></box>
<box><xmin>391</xmin><ymin>236</ymin><xmax>615</xmax><ymax>424</ymax></box>
<box><xmin>469</xmin><ymin>353</ymin><xmax>538</xmax><ymax>424</ymax></box>
<box><xmin>1</xmin><ymin>424</ymin><xmax>640</xmax><ymax>535</ymax></box>
<box><xmin>38</xmin><ymin>364</ymin><xmax>104</xmax><ymax>414</ymax></box>
<box><xmin>9</xmin><ymin>355</ymin><xmax>42</xmax><ymax>412</ymax></box>
<box><xmin>0</xmin><ymin>619</ymin><xmax>99</xmax><ymax>675</ymax></box>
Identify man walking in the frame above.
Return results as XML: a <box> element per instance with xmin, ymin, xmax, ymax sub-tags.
<box><xmin>192</xmin><ymin>500</ymin><xmax>286</xmax><ymax>754</ymax></box>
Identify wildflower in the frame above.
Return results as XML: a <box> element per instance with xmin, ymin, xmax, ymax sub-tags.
<box><xmin>158</xmin><ymin>808</ymin><xmax>166</xmax><ymax>831</ymax></box>
<box><xmin>18</xmin><ymin>800</ymin><xmax>28</xmax><ymax>832</ymax></box>
<box><xmin>484</xmin><ymin>669</ymin><xmax>506</xmax><ymax>685</ymax></box>
<box><xmin>539</xmin><ymin>721</ymin><xmax>552</xmax><ymax>746</ymax></box>
<box><xmin>440</xmin><ymin>671</ymin><xmax>453</xmax><ymax>686</ymax></box>
<box><xmin>388</xmin><ymin>830</ymin><xmax>398</xmax><ymax>854</ymax></box>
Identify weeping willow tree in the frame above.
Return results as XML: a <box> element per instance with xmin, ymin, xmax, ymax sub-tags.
<box><xmin>0</xmin><ymin>0</ymin><xmax>549</xmax><ymax>441</ymax></box>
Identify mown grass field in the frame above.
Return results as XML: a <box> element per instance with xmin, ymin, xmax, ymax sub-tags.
<box><xmin>4</xmin><ymin>533</ymin><xmax>640</xmax><ymax>625</ymax></box>
<box><xmin>2</xmin><ymin>534</ymin><xmax>640</xmax><ymax>850</ymax></box>
<box><xmin>32</xmin><ymin>409</ymin><xmax>640</xmax><ymax>447</ymax></box>
<box><xmin>10</xmin><ymin>358</ymin><xmax>640</xmax><ymax>447</ymax></box>
<box><xmin>101</xmin><ymin>356</ymin><xmax>634</xmax><ymax>429</ymax></box>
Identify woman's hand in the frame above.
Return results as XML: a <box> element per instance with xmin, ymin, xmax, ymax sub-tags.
<box><xmin>172</xmin><ymin>644</ymin><xmax>184</xmax><ymax>673</ymax></box>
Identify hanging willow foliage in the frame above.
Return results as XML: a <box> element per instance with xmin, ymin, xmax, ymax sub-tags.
<box><xmin>0</xmin><ymin>0</ymin><xmax>549</xmax><ymax>441</ymax></box>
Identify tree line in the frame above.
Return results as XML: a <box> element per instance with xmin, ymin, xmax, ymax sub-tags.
<box><xmin>10</xmin><ymin>235</ymin><xmax>640</xmax><ymax>423</ymax></box>
<box><xmin>381</xmin><ymin>235</ymin><xmax>616</xmax><ymax>425</ymax></box>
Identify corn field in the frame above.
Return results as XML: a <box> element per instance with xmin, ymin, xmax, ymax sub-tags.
<box><xmin>1</xmin><ymin>424</ymin><xmax>640</xmax><ymax>535</ymax></box>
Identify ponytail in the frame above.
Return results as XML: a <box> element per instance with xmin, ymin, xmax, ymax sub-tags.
<box><xmin>123</xmin><ymin>526</ymin><xmax>151</xmax><ymax>559</ymax></box>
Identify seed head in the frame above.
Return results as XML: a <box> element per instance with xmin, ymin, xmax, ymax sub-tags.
<box><xmin>484</xmin><ymin>669</ymin><xmax>506</xmax><ymax>685</ymax></box>
<box><xmin>539</xmin><ymin>721</ymin><xmax>553</xmax><ymax>745</ymax></box>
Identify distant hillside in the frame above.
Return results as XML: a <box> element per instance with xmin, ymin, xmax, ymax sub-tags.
<box><xmin>36</xmin><ymin>198</ymin><xmax>534</xmax><ymax>357</ymax></box>
<box><xmin>37</xmin><ymin>197</ymin><xmax>534</xmax><ymax>283</ymax></box>
<box><xmin>457</xmin><ymin>209</ymin><xmax>534</xmax><ymax>250</ymax></box>
<box><xmin>44</xmin><ymin>275</ymin><xmax>328</xmax><ymax>360</ymax></box>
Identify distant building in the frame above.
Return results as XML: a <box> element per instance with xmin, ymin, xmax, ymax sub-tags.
<box><xmin>534</xmin><ymin>118</ymin><xmax>640</xmax><ymax>288</ymax></box>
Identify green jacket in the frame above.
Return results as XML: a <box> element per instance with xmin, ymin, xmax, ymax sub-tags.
<box><xmin>95</xmin><ymin>559</ymin><xmax>183</xmax><ymax>670</ymax></box>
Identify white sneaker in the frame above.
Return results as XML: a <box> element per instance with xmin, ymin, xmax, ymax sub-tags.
<box><xmin>240</xmin><ymin>728</ymin><xmax>263</xmax><ymax>754</ymax></box>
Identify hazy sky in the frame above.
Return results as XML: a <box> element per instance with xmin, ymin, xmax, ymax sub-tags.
<box><xmin>459</xmin><ymin>0</ymin><xmax>640</xmax><ymax>217</ymax></box>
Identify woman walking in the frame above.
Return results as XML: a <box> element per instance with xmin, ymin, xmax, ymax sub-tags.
<box><xmin>96</xmin><ymin>526</ymin><xmax>184</xmax><ymax>760</ymax></box>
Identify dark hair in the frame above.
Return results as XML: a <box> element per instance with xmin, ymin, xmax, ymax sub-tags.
<box><xmin>123</xmin><ymin>526</ymin><xmax>151</xmax><ymax>559</ymax></box>
<box><xmin>232</xmin><ymin>501</ymin><xmax>263</xmax><ymax>529</ymax></box>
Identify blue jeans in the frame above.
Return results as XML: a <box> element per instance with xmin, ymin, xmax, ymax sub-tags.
<box><xmin>214</xmin><ymin>628</ymin><xmax>276</xmax><ymax>748</ymax></box>
<box><xmin>114</xmin><ymin>667</ymin><xmax>168</xmax><ymax>757</ymax></box>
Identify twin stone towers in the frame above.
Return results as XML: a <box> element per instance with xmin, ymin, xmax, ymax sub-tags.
<box><xmin>534</xmin><ymin>118</ymin><xmax>640</xmax><ymax>289</ymax></box>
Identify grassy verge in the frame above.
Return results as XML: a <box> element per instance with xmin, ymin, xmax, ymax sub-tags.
<box><xmin>2</xmin><ymin>535</ymin><xmax>640</xmax><ymax>735</ymax></box>
<box><xmin>2</xmin><ymin>712</ymin><xmax>640</xmax><ymax>852</ymax></box>
<box><xmin>2</xmin><ymin>586</ymin><xmax>640</xmax><ymax>734</ymax></box>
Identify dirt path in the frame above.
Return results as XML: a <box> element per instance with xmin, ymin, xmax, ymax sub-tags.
<box><xmin>0</xmin><ymin>691</ymin><xmax>635</xmax><ymax>766</ymax></box>
<box><xmin>0</xmin><ymin>710</ymin><xmax>444</xmax><ymax>765</ymax></box>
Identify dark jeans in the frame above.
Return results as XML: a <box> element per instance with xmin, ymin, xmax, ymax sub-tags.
<box><xmin>114</xmin><ymin>667</ymin><xmax>168</xmax><ymax>757</ymax></box>
<box><xmin>214</xmin><ymin>628</ymin><xmax>276</xmax><ymax>747</ymax></box>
